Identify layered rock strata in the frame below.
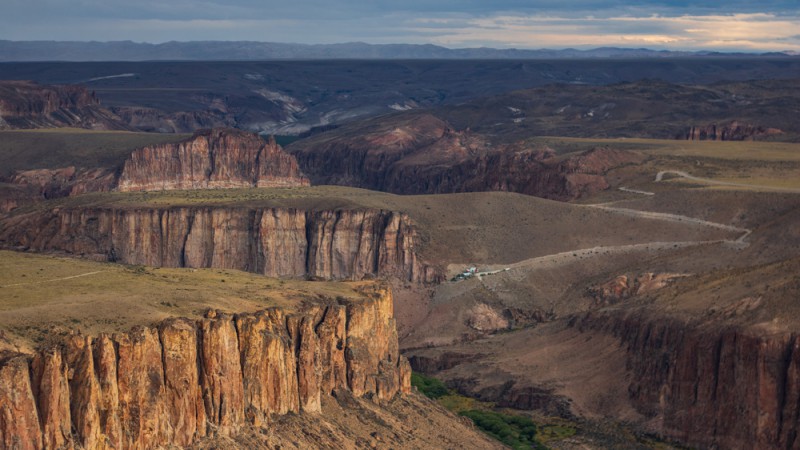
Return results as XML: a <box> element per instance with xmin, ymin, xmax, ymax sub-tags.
<box><xmin>576</xmin><ymin>311</ymin><xmax>800</xmax><ymax>449</ymax></box>
<box><xmin>0</xmin><ymin>81</ymin><xmax>127</xmax><ymax>130</ymax></box>
<box><xmin>117</xmin><ymin>128</ymin><xmax>309</xmax><ymax>191</ymax></box>
<box><xmin>0</xmin><ymin>290</ymin><xmax>411</xmax><ymax>450</ymax></box>
<box><xmin>288</xmin><ymin>115</ymin><xmax>644</xmax><ymax>200</ymax></box>
<box><xmin>0</xmin><ymin>207</ymin><xmax>439</xmax><ymax>283</ymax></box>
<box><xmin>683</xmin><ymin>121</ymin><xmax>783</xmax><ymax>141</ymax></box>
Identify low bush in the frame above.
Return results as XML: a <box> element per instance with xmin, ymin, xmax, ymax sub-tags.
<box><xmin>410</xmin><ymin>372</ymin><xmax>449</xmax><ymax>399</ymax></box>
<box><xmin>460</xmin><ymin>409</ymin><xmax>546</xmax><ymax>450</ymax></box>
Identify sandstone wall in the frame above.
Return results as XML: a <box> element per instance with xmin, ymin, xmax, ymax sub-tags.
<box><xmin>117</xmin><ymin>128</ymin><xmax>309</xmax><ymax>191</ymax></box>
<box><xmin>0</xmin><ymin>81</ymin><xmax>125</xmax><ymax>130</ymax></box>
<box><xmin>577</xmin><ymin>311</ymin><xmax>800</xmax><ymax>449</ymax></box>
<box><xmin>0</xmin><ymin>290</ymin><xmax>411</xmax><ymax>450</ymax></box>
<box><xmin>0</xmin><ymin>207</ymin><xmax>440</xmax><ymax>283</ymax></box>
<box><xmin>683</xmin><ymin>121</ymin><xmax>783</xmax><ymax>141</ymax></box>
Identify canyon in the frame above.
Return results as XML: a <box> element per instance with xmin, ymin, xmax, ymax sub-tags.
<box><xmin>0</xmin><ymin>63</ymin><xmax>799</xmax><ymax>449</ymax></box>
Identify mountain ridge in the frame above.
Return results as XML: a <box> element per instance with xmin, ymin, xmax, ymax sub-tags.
<box><xmin>1</xmin><ymin>40</ymin><xmax>797</xmax><ymax>61</ymax></box>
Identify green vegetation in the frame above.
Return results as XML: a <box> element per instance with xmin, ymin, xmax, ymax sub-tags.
<box><xmin>461</xmin><ymin>410</ymin><xmax>546</xmax><ymax>450</ymax></box>
<box><xmin>412</xmin><ymin>372</ymin><xmax>559</xmax><ymax>449</ymax></box>
<box><xmin>537</xmin><ymin>423</ymin><xmax>577</xmax><ymax>444</ymax></box>
<box><xmin>411</xmin><ymin>372</ymin><xmax>449</xmax><ymax>399</ymax></box>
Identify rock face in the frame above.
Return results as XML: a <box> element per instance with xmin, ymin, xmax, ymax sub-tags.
<box><xmin>117</xmin><ymin>128</ymin><xmax>309</xmax><ymax>191</ymax></box>
<box><xmin>289</xmin><ymin>115</ymin><xmax>644</xmax><ymax>200</ymax></box>
<box><xmin>0</xmin><ymin>206</ymin><xmax>439</xmax><ymax>283</ymax></box>
<box><xmin>683</xmin><ymin>121</ymin><xmax>783</xmax><ymax>141</ymax></box>
<box><xmin>587</xmin><ymin>273</ymin><xmax>688</xmax><ymax>305</ymax></box>
<box><xmin>0</xmin><ymin>81</ymin><xmax>127</xmax><ymax>130</ymax></box>
<box><xmin>9</xmin><ymin>167</ymin><xmax>117</xmax><ymax>199</ymax></box>
<box><xmin>577</xmin><ymin>311</ymin><xmax>800</xmax><ymax>449</ymax></box>
<box><xmin>0</xmin><ymin>288</ymin><xmax>410</xmax><ymax>450</ymax></box>
<box><xmin>0</xmin><ymin>128</ymin><xmax>309</xmax><ymax>214</ymax></box>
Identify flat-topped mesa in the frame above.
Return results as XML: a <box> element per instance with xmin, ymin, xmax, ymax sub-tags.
<box><xmin>117</xmin><ymin>128</ymin><xmax>310</xmax><ymax>191</ymax></box>
<box><xmin>0</xmin><ymin>206</ymin><xmax>441</xmax><ymax>283</ymax></box>
<box><xmin>0</xmin><ymin>287</ymin><xmax>411</xmax><ymax>450</ymax></box>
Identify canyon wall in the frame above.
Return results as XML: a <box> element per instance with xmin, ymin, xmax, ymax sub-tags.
<box><xmin>117</xmin><ymin>128</ymin><xmax>309</xmax><ymax>191</ymax></box>
<box><xmin>0</xmin><ymin>81</ymin><xmax>126</xmax><ymax>130</ymax></box>
<box><xmin>576</xmin><ymin>311</ymin><xmax>800</xmax><ymax>450</ymax></box>
<box><xmin>0</xmin><ymin>207</ymin><xmax>440</xmax><ymax>283</ymax></box>
<box><xmin>0</xmin><ymin>288</ymin><xmax>411</xmax><ymax>450</ymax></box>
<box><xmin>683</xmin><ymin>121</ymin><xmax>783</xmax><ymax>141</ymax></box>
<box><xmin>288</xmin><ymin>115</ymin><xmax>643</xmax><ymax>200</ymax></box>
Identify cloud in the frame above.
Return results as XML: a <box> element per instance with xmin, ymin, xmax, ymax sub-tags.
<box><xmin>1</xmin><ymin>1</ymin><xmax>798</xmax><ymax>51</ymax></box>
<box><xmin>404</xmin><ymin>13</ymin><xmax>800</xmax><ymax>51</ymax></box>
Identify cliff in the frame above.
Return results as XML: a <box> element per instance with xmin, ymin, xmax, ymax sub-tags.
<box><xmin>683</xmin><ymin>121</ymin><xmax>783</xmax><ymax>141</ymax></box>
<box><xmin>288</xmin><ymin>115</ymin><xmax>644</xmax><ymax>200</ymax></box>
<box><xmin>1</xmin><ymin>128</ymin><xmax>310</xmax><ymax>213</ymax></box>
<box><xmin>0</xmin><ymin>207</ymin><xmax>439</xmax><ymax>283</ymax></box>
<box><xmin>117</xmin><ymin>128</ymin><xmax>309</xmax><ymax>191</ymax></box>
<box><xmin>0</xmin><ymin>287</ymin><xmax>411</xmax><ymax>450</ymax></box>
<box><xmin>0</xmin><ymin>81</ymin><xmax>127</xmax><ymax>130</ymax></box>
<box><xmin>576</xmin><ymin>311</ymin><xmax>800</xmax><ymax>449</ymax></box>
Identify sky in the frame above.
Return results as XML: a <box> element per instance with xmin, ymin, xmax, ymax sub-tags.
<box><xmin>2</xmin><ymin>0</ymin><xmax>799</xmax><ymax>52</ymax></box>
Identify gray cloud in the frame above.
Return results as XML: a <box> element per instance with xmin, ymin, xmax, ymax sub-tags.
<box><xmin>1</xmin><ymin>0</ymin><xmax>798</xmax><ymax>51</ymax></box>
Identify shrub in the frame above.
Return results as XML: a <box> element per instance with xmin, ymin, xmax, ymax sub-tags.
<box><xmin>410</xmin><ymin>372</ymin><xmax>450</xmax><ymax>399</ymax></box>
<box><xmin>460</xmin><ymin>409</ymin><xmax>546</xmax><ymax>450</ymax></box>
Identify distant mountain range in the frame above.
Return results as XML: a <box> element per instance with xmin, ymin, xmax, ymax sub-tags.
<box><xmin>1</xmin><ymin>40</ymin><xmax>797</xmax><ymax>61</ymax></box>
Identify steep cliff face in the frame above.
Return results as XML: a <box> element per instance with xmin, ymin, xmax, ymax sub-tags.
<box><xmin>381</xmin><ymin>147</ymin><xmax>643</xmax><ymax>200</ymax></box>
<box><xmin>117</xmin><ymin>128</ymin><xmax>309</xmax><ymax>191</ymax></box>
<box><xmin>0</xmin><ymin>288</ymin><xmax>410</xmax><ymax>449</ymax></box>
<box><xmin>0</xmin><ymin>207</ymin><xmax>439</xmax><ymax>283</ymax></box>
<box><xmin>289</xmin><ymin>115</ymin><xmax>643</xmax><ymax>200</ymax></box>
<box><xmin>577</xmin><ymin>311</ymin><xmax>800</xmax><ymax>449</ymax></box>
<box><xmin>0</xmin><ymin>81</ymin><xmax>127</xmax><ymax>130</ymax></box>
<box><xmin>683</xmin><ymin>121</ymin><xmax>783</xmax><ymax>141</ymax></box>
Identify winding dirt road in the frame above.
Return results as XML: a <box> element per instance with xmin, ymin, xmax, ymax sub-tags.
<box><xmin>656</xmin><ymin>170</ymin><xmax>800</xmax><ymax>194</ymax></box>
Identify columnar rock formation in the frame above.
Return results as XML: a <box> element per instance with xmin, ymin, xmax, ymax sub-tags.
<box><xmin>0</xmin><ymin>207</ymin><xmax>440</xmax><ymax>283</ymax></box>
<box><xmin>117</xmin><ymin>128</ymin><xmax>309</xmax><ymax>191</ymax></box>
<box><xmin>683</xmin><ymin>121</ymin><xmax>783</xmax><ymax>141</ymax></box>
<box><xmin>576</xmin><ymin>311</ymin><xmax>800</xmax><ymax>449</ymax></box>
<box><xmin>0</xmin><ymin>289</ymin><xmax>411</xmax><ymax>450</ymax></box>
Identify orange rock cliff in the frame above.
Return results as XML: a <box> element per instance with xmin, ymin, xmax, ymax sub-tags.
<box><xmin>0</xmin><ymin>287</ymin><xmax>411</xmax><ymax>450</ymax></box>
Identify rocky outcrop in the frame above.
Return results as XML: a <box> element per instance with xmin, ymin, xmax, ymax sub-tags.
<box><xmin>0</xmin><ymin>128</ymin><xmax>309</xmax><ymax>214</ymax></box>
<box><xmin>117</xmin><ymin>128</ymin><xmax>309</xmax><ymax>191</ymax></box>
<box><xmin>111</xmin><ymin>106</ymin><xmax>235</xmax><ymax>134</ymax></box>
<box><xmin>0</xmin><ymin>353</ymin><xmax>42</xmax><ymax>449</ymax></box>
<box><xmin>289</xmin><ymin>115</ymin><xmax>644</xmax><ymax>200</ymax></box>
<box><xmin>0</xmin><ymin>288</ymin><xmax>410</xmax><ymax>449</ymax></box>
<box><xmin>8</xmin><ymin>167</ymin><xmax>117</xmax><ymax>199</ymax></box>
<box><xmin>0</xmin><ymin>81</ymin><xmax>127</xmax><ymax>130</ymax></box>
<box><xmin>0</xmin><ymin>206</ymin><xmax>440</xmax><ymax>283</ymax></box>
<box><xmin>587</xmin><ymin>273</ymin><xmax>688</xmax><ymax>305</ymax></box>
<box><xmin>576</xmin><ymin>311</ymin><xmax>800</xmax><ymax>449</ymax></box>
<box><xmin>683</xmin><ymin>121</ymin><xmax>783</xmax><ymax>141</ymax></box>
